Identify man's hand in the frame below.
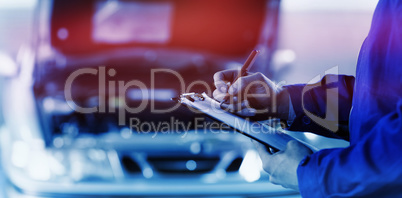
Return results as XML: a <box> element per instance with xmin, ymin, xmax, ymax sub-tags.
<box><xmin>253</xmin><ymin>140</ymin><xmax>313</xmax><ymax>191</ymax></box>
<box><xmin>213</xmin><ymin>69</ymin><xmax>287</xmax><ymax>118</ymax></box>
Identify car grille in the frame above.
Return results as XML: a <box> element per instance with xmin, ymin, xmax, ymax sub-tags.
<box><xmin>121</xmin><ymin>154</ymin><xmax>244</xmax><ymax>176</ymax></box>
<box><xmin>147</xmin><ymin>156</ymin><xmax>220</xmax><ymax>174</ymax></box>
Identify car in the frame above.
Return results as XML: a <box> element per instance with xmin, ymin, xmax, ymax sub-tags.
<box><xmin>0</xmin><ymin>0</ymin><xmax>301</xmax><ymax>197</ymax></box>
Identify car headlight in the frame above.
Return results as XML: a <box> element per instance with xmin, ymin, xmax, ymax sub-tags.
<box><xmin>10</xmin><ymin>139</ymin><xmax>115</xmax><ymax>182</ymax></box>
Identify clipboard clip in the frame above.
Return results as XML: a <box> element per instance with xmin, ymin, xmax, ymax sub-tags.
<box><xmin>171</xmin><ymin>93</ymin><xmax>205</xmax><ymax>103</ymax></box>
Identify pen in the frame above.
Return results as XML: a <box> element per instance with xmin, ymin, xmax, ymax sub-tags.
<box><xmin>221</xmin><ymin>49</ymin><xmax>260</xmax><ymax>104</ymax></box>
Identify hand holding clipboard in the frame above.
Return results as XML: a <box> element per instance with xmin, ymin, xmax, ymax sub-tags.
<box><xmin>175</xmin><ymin>92</ymin><xmax>349</xmax><ymax>153</ymax></box>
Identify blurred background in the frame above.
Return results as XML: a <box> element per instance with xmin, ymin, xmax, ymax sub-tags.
<box><xmin>0</xmin><ymin>0</ymin><xmax>377</xmax><ymax>197</ymax></box>
<box><xmin>278</xmin><ymin>0</ymin><xmax>377</xmax><ymax>84</ymax></box>
<box><xmin>0</xmin><ymin>0</ymin><xmax>378</xmax><ymax>82</ymax></box>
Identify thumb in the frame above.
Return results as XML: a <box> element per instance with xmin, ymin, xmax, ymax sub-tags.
<box><xmin>252</xmin><ymin>140</ymin><xmax>272</xmax><ymax>159</ymax></box>
<box><xmin>213</xmin><ymin>69</ymin><xmax>238</xmax><ymax>93</ymax></box>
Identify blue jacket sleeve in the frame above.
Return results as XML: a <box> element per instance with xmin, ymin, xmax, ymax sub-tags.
<box><xmin>297</xmin><ymin>99</ymin><xmax>402</xmax><ymax>197</ymax></box>
<box><xmin>285</xmin><ymin>74</ymin><xmax>355</xmax><ymax>140</ymax></box>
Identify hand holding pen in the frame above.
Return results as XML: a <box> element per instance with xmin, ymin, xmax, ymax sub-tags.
<box><xmin>213</xmin><ymin>49</ymin><xmax>289</xmax><ymax>119</ymax></box>
<box><xmin>221</xmin><ymin>49</ymin><xmax>260</xmax><ymax>104</ymax></box>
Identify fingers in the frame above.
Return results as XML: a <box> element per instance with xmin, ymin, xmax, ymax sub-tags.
<box><xmin>213</xmin><ymin>90</ymin><xmax>240</xmax><ymax>104</ymax></box>
<box><xmin>228</xmin><ymin>73</ymin><xmax>259</xmax><ymax>95</ymax></box>
<box><xmin>214</xmin><ymin>70</ymin><xmax>274</xmax><ymax>97</ymax></box>
<box><xmin>235</xmin><ymin>100</ymin><xmax>256</xmax><ymax>116</ymax></box>
<box><xmin>286</xmin><ymin>140</ymin><xmax>302</xmax><ymax>150</ymax></box>
<box><xmin>213</xmin><ymin>89</ymin><xmax>226</xmax><ymax>101</ymax></box>
<box><xmin>252</xmin><ymin>140</ymin><xmax>272</xmax><ymax>160</ymax></box>
<box><xmin>253</xmin><ymin>140</ymin><xmax>310</xmax><ymax>191</ymax></box>
<box><xmin>252</xmin><ymin>140</ymin><xmax>280</xmax><ymax>175</ymax></box>
<box><xmin>237</xmin><ymin>107</ymin><xmax>257</xmax><ymax>117</ymax></box>
<box><xmin>220</xmin><ymin>99</ymin><xmax>256</xmax><ymax>116</ymax></box>
<box><xmin>215</xmin><ymin>81</ymin><xmax>229</xmax><ymax>94</ymax></box>
<box><xmin>213</xmin><ymin>69</ymin><xmax>239</xmax><ymax>93</ymax></box>
<box><xmin>214</xmin><ymin>70</ymin><xmax>277</xmax><ymax>115</ymax></box>
<box><xmin>220</xmin><ymin>99</ymin><xmax>246</xmax><ymax>111</ymax></box>
<box><xmin>286</xmin><ymin>140</ymin><xmax>313</xmax><ymax>157</ymax></box>
<box><xmin>228</xmin><ymin>72</ymin><xmax>273</xmax><ymax>96</ymax></box>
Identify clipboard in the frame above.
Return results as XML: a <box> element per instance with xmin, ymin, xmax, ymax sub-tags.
<box><xmin>175</xmin><ymin>92</ymin><xmax>350</xmax><ymax>153</ymax></box>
